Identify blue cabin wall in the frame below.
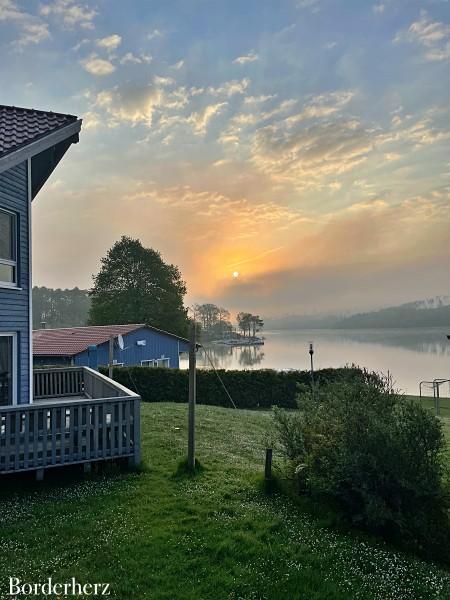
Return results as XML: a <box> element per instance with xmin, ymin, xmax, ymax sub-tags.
<box><xmin>74</xmin><ymin>328</ymin><xmax>189</xmax><ymax>368</ymax></box>
<box><xmin>0</xmin><ymin>161</ymin><xmax>30</xmax><ymax>404</ymax></box>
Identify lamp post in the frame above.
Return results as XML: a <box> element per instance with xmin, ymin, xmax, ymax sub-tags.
<box><xmin>309</xmin><ymin>341</ymin><xmax>315</xmax><ymax>393</ymax></box>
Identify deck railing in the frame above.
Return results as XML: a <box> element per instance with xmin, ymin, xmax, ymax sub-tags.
<box><xmin>34</xmin><ymin>367</ymin><xmax>84</xmax><ymax>399</ymax></box>
<box><xmin>1</xmin><ymin>367</ymin><xmax>140</xmax><ymax>476</ymax></box>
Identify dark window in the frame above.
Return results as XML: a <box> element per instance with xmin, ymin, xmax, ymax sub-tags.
<box><xmin>0</xmin><ymin>209</ymin><xmax>17</xmax><ymax>285</ymax></box>
<box><xmin>0</xmin><ymin>335</ymin><xmax>14</xmax><ymax>406</ymax></box>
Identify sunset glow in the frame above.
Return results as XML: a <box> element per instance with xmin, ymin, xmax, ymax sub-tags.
<box><xmin>0</xmin><ymin>0</ymin><xmax>445</xmax><ymax>316</ymax></box>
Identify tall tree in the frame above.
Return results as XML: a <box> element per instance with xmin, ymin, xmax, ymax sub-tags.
<box><xmin>88</xmin><ymin>236</ymin><xmax>189</xmax><ymax>337</ymax></box>
<box><xmin>250</xmin><ymin>315</ymin><xmax>264</xmax><ymax>337</ymax></box>
<box><xmin>237</xmin><ymin>312</ymin><xmax>252</xmax><ymax>337</ymax></box>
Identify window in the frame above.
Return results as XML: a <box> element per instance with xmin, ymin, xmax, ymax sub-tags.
<box><xmin>156</xmin><ymin>358</ymin><xmax>170</xmax><ymax>368</ymax></box>
<box><xmin>0</xmin><ymin>334</ymin><xmax>16</xmax><ymax>406</ymax></box>
<box><xmin>0</xmin><ymin>209</ymin><xmax>17</xmax><ymax>286</ymax></box>
<box><xmin>141</xmin><ymin>360</ymin><xmax>156</xmax><ymax>367</ymax></box>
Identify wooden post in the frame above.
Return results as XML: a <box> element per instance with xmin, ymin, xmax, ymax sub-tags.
<box><xmin>188</xmin><ymin>321</ymin><xmax>196</xmax><ymax>470</ymax></box>
<box><xmin>108</xmin><ymin>336</ymin><xmax>114</xmax><ymax>380</ymax></box>
<box><xmin>265</xmin><ymin>448</ymin><xmax>273</xmax><ymax>480</ymax></box>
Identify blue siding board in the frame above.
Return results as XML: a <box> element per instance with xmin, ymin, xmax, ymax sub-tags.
<box><xmin>0</xmin><ymin>161</ymin><xmax>30</xmax><ymax>404</ymax></box>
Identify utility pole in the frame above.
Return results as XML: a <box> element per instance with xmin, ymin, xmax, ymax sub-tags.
<box><xmin>188</xmin><ymin>320</ymin><xmax>197</xmax><ymax>470</ymax></box>
<box><xmin>108</xmin><ymin>335</ymin><xmax>114</xmax><ymax>379</ymax></box>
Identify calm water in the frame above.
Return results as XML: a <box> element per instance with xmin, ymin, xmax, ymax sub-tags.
<box><xmin>180</xmin><ymin>328</ymin><xmax>450</xmax><ymax>396</ymax></box>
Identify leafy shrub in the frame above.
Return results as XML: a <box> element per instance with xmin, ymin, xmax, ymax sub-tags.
<box><xmin>102</xmin><ymin>365</ymin><xmax>372</xmax><ymax>409</ymax></box>
<box><xmin>274</xmin><ymin>376</ymin><xmax>450</xmax><ymax>559</ymax></box>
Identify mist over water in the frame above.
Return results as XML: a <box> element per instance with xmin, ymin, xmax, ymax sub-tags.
<box><xmin>181</xmin><ymin>328</ymin><xmax>450</xmax><ymax>396</ymax></box>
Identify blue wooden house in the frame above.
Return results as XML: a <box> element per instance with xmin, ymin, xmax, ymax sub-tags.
<box><xmin>33</xmin><ymin>323</ymin><xmax>190</xmax><ymax>368</ymax></box>
<box><xmin>0</xmin><ymin>106</ymin><xmax>140</xmax><ymax>477</ymax></box>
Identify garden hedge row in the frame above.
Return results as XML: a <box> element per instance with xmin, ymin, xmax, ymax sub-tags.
<box><xmin>101</xmin><ymin>366</ymin><xmax>369</xmax><ymax>409</ymax></box>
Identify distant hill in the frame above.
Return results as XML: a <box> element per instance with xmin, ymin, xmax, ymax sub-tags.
<box><xmin>33</xmin><ymin>287</ymin><xmax>90</xmax><ymax>329</ymax></box>
<box><xmin>334</xmin><ymin>301</ymin><xmax>450</xmax><ymax>329</ymax></box>
<box><xmin>266</xmin><ymin>296</ymin><xmax>450</xmax><ymax>330</ymax></box>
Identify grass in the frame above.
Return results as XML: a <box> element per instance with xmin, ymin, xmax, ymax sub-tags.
<box><xmin>0</xmin><ymin>403</ymin><xmax>449</xmax><ymax>599</ymax></box>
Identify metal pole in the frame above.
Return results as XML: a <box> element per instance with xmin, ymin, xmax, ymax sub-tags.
<box><xmin>309</xmin><ymin>342</ymin><xmax>315</xmax><ymax>394</ymax></box>
<box><xmin>108</xmin><ymin>335</ymin><xmax>114</xmax><ymax>379</ymax></box>
<box><xmin>436</xmin><ymin>382</ymin><xmax>440</xmax><ymax>416</ymax></box>
<box><xmin>188</xmin><ymin>320</ymin><xmax>197</xmax><ymax>470</ymax></box>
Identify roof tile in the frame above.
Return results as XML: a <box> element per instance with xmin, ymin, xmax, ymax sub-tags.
<box><xmin>0</xmin><ymin>105</ymin><xmax>78</xmax><ymax>158</ymax></box>
<box><xmin>33</xmin><ymin>324</ymin><xmax>189</xmax><ymax>356</ymax></box>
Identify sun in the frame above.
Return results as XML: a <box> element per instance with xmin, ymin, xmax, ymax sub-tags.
<box><xmin>232</xmin><ymin>271</ymin><xmax>240</xmax><ymax>278</ymax></box>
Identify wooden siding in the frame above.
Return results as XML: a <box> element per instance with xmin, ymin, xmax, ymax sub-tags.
<box><xmin>74</xmin><ymin>327</ymin><xmax>189</xmax><ymax>369</ymax></box>
<box><xmin>0</xmin><ymin>161</ymin><xmax>30</xmax><ymax>404</ymax></box>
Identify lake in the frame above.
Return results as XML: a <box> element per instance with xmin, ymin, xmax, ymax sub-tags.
<box><xmin>180</xmin><ymin>328</ymin><xmax>450</xmax><ymax>396</ymax></box>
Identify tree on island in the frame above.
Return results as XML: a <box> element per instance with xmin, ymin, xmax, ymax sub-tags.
<box><xmin>237</xmin><ymin>312</ymin><xmax>264</xmax><ymax>338</ymax></box>
<box><xmin>194</xmin><ymin>303</ymin><xmax>232</xmax><ymax>338</ymax></box>
<box><xmin>88</xmin><ymin>236</ymin><xmax>189</xmax><ymax>337</ymax></box>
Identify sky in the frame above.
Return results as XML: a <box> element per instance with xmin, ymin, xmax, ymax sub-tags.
<box><xmin>1</xmin><ymin>0</ymin><xmax>450</xmax><ymax>317</ymax></box>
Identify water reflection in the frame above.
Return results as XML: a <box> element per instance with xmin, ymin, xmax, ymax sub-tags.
<box><xmin>193</xmin><ymin>344</ymin><xmax>266</xmax><ymax>369</ymax></box>
<box><xmin>180</xmin><ymin>328</ymin><xmax>450</xmax><ymax>395</ymax></box>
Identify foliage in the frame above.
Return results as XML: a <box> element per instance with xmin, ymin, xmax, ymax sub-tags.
<box><xmin>88</xmin><ymin>236</ymin><xmax>189</xmax><ymax>337</ymax></box>
<box><xmin>32</xmin><ymin>287</ymin><xmax>90</xmax><ymax>329</ymax></box>
<box><xmin>102</xmin><ymin>366</ymin><xmax>373</xmax><ymax>409</ymax></box>
<box><xmin>236</xmin><ymin>312</ymin><xmax>264</xmax><ymax>338</ymax></box>
<box><xmin>0</xmin><ymin>403</ymin><xmax>449</xmax><ymax>599</ymax></box>
<box><xmin>193</xmin><ymin>304</ymin><xmax>232</xmax><ymax>340</ymax></box>
<box><xmin>274</xmin><ymin>377</ymin><xmax>450</xmax><ymax>560</ymax></box>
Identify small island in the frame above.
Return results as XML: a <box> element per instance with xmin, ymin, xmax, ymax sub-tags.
<box><xmin>193</xmin><ymin>304</ymin><xmax>264</xmax><ymax>346</ymax></box>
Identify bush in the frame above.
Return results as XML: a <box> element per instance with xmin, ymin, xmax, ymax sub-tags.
<box><xmin>102</xmin><ymin>365</ymin><xmax>373</xmax><ymax>409</ymax></box>
<box><xmin>274</xmin><ymin>376</ymin><xmax>450</xmax><ymax>560</ymax></box>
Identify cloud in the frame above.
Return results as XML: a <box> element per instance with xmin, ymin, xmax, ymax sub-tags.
<box><xmin>170</xmin><ymin>59</ymin><xmax>184</xmax><ymax>70</ymax></box>
<box><xmin>40</xmin><ymin>0</ymin><xmax>97</xmax><ymax>30</ymax></box>
<box><xmin>208</xmin><ymin>78</ymin><xmax>251</xmax><ymax>97</ymax></box>
<box><xmin>251</xmin><ymin>118</ymin><xmax>376</xmax><ymax>188</ymax></box>
<box><xmin>0</xmin><ymin>0</ymin><xmax>49</xmax><ymax>47</ymax></box>
<box><xmin>233</xmin><ymin>51</ymin><xmax>259</xmax><ymax>65</ymax></box>
<box><xmin>188</xmin><ymin>103</ymin><xmax>228</xmax><ymax>135</ymax></box>
<box><xmin>81</xmin><ymin>54</ymin><xmax>116</xmax><ymax>75</ymax></box>
<box><xmin>244</xmin><ymin>94</ymin><xmax>277</xmax><ymax>105</ymax></box>
<box><xmin>96</xmin><ymin>34</ymin><xmax>122</xmax><ymax>50</ymax></box>
<box><xmin>373</xmin><ymin>3</ymin><xmax>385</xmax><ymax>14</ymax></box>
<box><xmin>120</xmin><ymin>52</ymin><xmax>152</xmax><ymax>65</ymax></box>
<box><xmin>296</xmin><ymin>0</ymin><xmax>321</xmax><ymax>12</ymax></box>
<box><xmin>394</xmin><ymin>11</ymin><xmax>450</xmax><ymax>61</ymax></box>
<box><xmin>285</xmin><ymin>90</ymin><xmax>355</xmax><ymax>124</ymax></box>
<box><xmin>147</xmin><ymin>28</ymin><xmax>163</xmax><ymax>40</ymax></box>
<box><xmin>153</xmin><ymin>75</ymin><xmax>175</xmax><ymax>86</ymax></box>
<box><xmin>93</xmin><ymin>83</ymin><xmax>165</xmax><ymax>127</ymax></box>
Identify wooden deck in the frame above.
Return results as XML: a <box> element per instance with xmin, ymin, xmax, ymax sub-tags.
<box><xmin>0</xmin><ymin>367</ymin><xmax>141</xmax><ymax>478</ymax></box>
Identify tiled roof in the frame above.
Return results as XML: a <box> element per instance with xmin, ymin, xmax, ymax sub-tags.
<box><xmin>33</xmin><ymin>324</ymin><xmax>145</xmax><ymax>356</ymax></box>
<box><xmin>33</xmin><ymin>323</ymin><xmax>190</xmax><ymax>356</ymax></box>
<box><xmin>0</xmin><ymin>105</ymin><xmax>78</xmax><ymax>158</ymax></box>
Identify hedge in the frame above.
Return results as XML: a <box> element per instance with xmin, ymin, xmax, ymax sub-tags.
<box><xmin>101</xmin><ymin>366</ymin><xmax>370</xmax><ymax>409</ymax></box>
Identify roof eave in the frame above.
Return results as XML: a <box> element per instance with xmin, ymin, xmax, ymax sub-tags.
<box><xmin>0</xmin><ymin>118</ymin><xmax>82</xmax><ymax>175</ymax></box>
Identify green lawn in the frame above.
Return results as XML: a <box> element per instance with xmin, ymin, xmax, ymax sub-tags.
<box><xmin>0</xmin><ymin>403</ymin><xmax>449</xmax><ymax>599</ymax></box>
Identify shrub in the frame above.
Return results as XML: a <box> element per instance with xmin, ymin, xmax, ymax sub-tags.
<box><xmin>102</xmin><ymin>365</ymin><xmax>373</xmax><ymax>409</ymax></box>
<box><xmin>274</xmin><ymin>376</ymin><xmax>450</xmax><ymax>560</ymax></box>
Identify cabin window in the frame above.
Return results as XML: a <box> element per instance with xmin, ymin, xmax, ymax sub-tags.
<box><xmin>0</xmin><ymin>209</ymin><xmax>17</xmax><ymax>286</ymax></box>
<box><xmin>156</xmin><ymin>358</ymin><xmax>170</xmax><ymax>368</ymax></box>
<box><xmin>141</xmin><ymin>359</ymin><xmax>156</xmax><ymax>367</ymax></box>
<box><xmin>0</xmin><ymin>334</ymin><xmax>16</xmax><ymax>406</ymax></box>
